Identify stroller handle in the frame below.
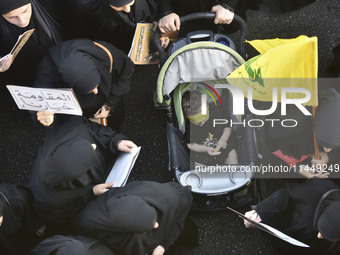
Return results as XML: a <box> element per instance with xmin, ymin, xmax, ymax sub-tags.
<box><xmin>154</xmin><ymin>12</ymin><xmax>247</xmax><ymax>66</ymax></box>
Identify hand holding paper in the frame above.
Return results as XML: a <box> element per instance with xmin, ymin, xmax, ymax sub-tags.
<box><xmin>0</xmin><ymin>54</ymin><xmax>13</xmax><ymax>72</ymax></box>
<box><xmin>37</xmin><ymin>111</ymin><xmax>55</xmax><ymax>126</ymax></box>
<box><xmin>244</xmin><ymin>210</ymin><xmax>262</xmax><ymax>228</ymax></box>
<box><xmin>118</xmin><ymin>140</ymin><xmax>137</xmax><ymax>153</ymax></box>
<box><xmin>106</xmin><ymin>146</ymin><xmax>141</xmax><ymax>187</ymax></box>
<box><xmin>227</xmin><ymin>207</ymin><xmax>310</xmax><ymax>248</ymax></box>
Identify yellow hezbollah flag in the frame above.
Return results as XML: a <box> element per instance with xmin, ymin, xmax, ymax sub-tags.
<box><xmin>227</xmin><ymin>35</ymin><xmax>318</xmax><ymax>106</ymax></box>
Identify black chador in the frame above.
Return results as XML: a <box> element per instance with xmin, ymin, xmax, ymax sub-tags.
<box><xmin>28</xmin><ymin>235</ymin><xmax>114</xmax><ymax>255</ymax></box>
<box><xmin>24</xmin><ymin>116</ymin><xmax>128</xmax><ymax>224</ymax></box>
<box><xmin>33</xmin><ymin>38</ymin><xmax>134</xmax><ymax>120</ymax></box>
<box><xmin>71</xmin><ymin>181</ymin><xmax>193</xmax><ymax>255</ymax></box>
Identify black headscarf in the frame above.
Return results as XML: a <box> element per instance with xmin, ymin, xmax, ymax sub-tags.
<box><xmin>40</xmin><ymin>139</ymin><xmax>96</xmax><ymax>189</ymax></box>
<box><xmin>28</xmin><ymin>235</ymin><xmax>115</xmax><ymax>255</ymax></box>
<box><xmin>0</xmin><ymin>0</ymin><xmax>30</xmax><ymax>14</ymax></box>
<box><xmin>313</xmin><ymin>190</ymin><xmax>340</xmax><ymax>242</ymax></box>
<box><xmin>314</xmin><ymin>88</ymin><xmax>340</xmax><ymax>149</ymax></box>
<box><xmin>71</xmin><ymin>181</ymin><xmax>192</xmax><ymax>255</ymax></box>
<box><xmin>107</xmin><ymin>195</ymin><xmax>157</xmax><ymax>233</ymax></box>
<box><xmin>34</xmin><ymin>38</ymin><xmax>133</xmax><ymax>117</ymax></box>
<box><xmin>109</xmin><ymin>0</ymin><xmax>134</xmax><ymax>7</ymax></box>
<box><xmin>23</xmin><ymin>115</ymin><xmax>128</xmax><ymax>223</ymax></box>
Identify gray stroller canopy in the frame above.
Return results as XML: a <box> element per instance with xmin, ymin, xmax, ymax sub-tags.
<box><xmin>156</xmin><ymin>41</ymin><xmax>245</xmax><ymax>104</ymax></box>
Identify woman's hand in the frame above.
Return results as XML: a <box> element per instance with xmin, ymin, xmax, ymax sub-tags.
<box><xmin>216</xmin><ymin>139</ymin><xmax>227</xmax><ymax>150</ymax></box>
<box><xmin>117</xmin><ymin>140</ymin><xmax>137</xmax><ymax>153</ymax></box>
<box><xmin>158</xmin><ymin>13</ymin><xmax>180</xmax><ymax>33</ymax></box>
<box><xmin>37</xmin><ymin>111</ymin><xmax>55</xmax><ymax>126</ymax></box>
<box><xmin>94</xmin><ymin>105</ymin><xmax>110</xmax><ymax>119</ymax></box>
<box><xmin>93</xmin><ymin>182</ymin><xmax>114</xmax><ymax>196</ymax></box>
<box><xmin>0</xmin><ymin>54</ymin><xmax>13</xmax><ymax>72</ymax></box>
<box><xmin>152</xmin><ymin>245</ymin><xmax>165</xmax><ymax>255</ymax></box>
<box><xmin>211</xmin><ymin>5</ymin><xmax>234</xmax><ymax>25</ymax></box>
<box><xmin>244</xmin><ymin>210</ymin><xmax>262</xmax><ymax>228</ymax></box>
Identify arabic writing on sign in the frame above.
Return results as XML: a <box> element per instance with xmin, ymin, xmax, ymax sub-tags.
<box><xmin>7</xmin><ymin>85</ymin><xmax>82</xmax><ymax>116</ymax></box>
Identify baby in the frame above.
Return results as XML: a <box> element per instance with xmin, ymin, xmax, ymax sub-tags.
<box><xmin>182</xmin><ymin>90</ymin><xmax>238</xmax><ymax>166</ymax></box>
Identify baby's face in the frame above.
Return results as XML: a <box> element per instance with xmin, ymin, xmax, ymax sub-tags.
<box><xmin>191</xmin><ymin>112</ymin><xmax>210</xmax><ymax>126</ymax></box>
<box><xmin>160</xmin><ymin>36</ymin><xmax>170</xmax><ymax>49</ymax></box>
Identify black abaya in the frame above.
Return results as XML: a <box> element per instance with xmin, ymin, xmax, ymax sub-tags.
<box><xmin>23</xmin><ymin>115</ymin><xmax>128</xmax><ymax>223</ymax></box>
<box><xmin>0</xmin><ymin>0</ymin><xmax>70</xmax><ymax>84</ymax></box>
<box><xmin>0</xmin><ymin>184</ymin><xmax>43</xmax><ymax>255</ymax></box>
<box><xmin>33</xmin><ymin>38</ymin><xmax>134</xmax><ymax>119</ymax></box>
<box><xmin>71</xmin><ymin>181</ymin><xmax>193</xmax><ymax>255</ymax></box>
<box><xmin>255</xmin><ymin>178</ymin><xmax>340</xmax><ymax>255</ymax></box>
<box><xmin>28</xmin><ymin>235</ymin><xmax>115</xmax><ymax>255</ymax></box>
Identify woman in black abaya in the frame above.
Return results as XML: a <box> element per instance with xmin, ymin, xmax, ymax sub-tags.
<box><xmin>23</xmin><ymin>115</ymin><xmax>136</xmax><ymax>224</ymax></box>
<box><xmin>71</xmin><ymin>181</ymin><xmax>193</xmax><ymax>255</ymax></box>
<box><xmin>0</xmin><ymin>184</ymin><xmax>45</xmax><ymax>255</ymax></box>
<box><xmin>32</xmin><ymin>38</ymin><xmax>134</xmax><ymax>130</ymax></box>
<box><xmin>244</xmin><ymin>178</ymin><xmax>340</xmax><ymax>255</ymax></box>
<box><xmin>0</xmin><ymin>0</ymin><xmax>70</xmax><ymax>84</ymax></box>
<box><xmin>28</xmin><ymin>235</ymin><xmax>115</xmax><ymax>255</ymax></box>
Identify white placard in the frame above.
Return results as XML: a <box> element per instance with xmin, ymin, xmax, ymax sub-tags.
<box><xmin>7</xmin><ymin>85</ymin><xmax>83</xmax><ymax>116</ymax></box>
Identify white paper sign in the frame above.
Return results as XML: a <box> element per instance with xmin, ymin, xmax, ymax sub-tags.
<box><xmin>7</xmin><ymin>85</ymin><xmax>83</xmax><ymax>116</ymax></box>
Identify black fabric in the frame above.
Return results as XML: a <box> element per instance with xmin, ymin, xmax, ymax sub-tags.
<box><xmin>0</xmin><ymin>0</ymin><xmax>69</xmax><ymax>85</ymax></box>
<box><xmin>23</xmin><ymin>115</ymin><xmax>128</xmax><ymax>223</ymax></box>
<box><xmin>68</xmin><ymin>0</ymin><xmax>157</xmax><ymax>53</ymax></box>
<box><xmin>0</xmin><ymin>0</ymin><xmax>30</xmax><ymax>14</ymax></box>
<box><xmin>28</xmin><ymin>235</ymin><xmax>115</xmax><ymax>255</ymax></box>
<box><xmin>327</xmin><ymin>43</ymin><xmax>340</xmax><ymax>77</ymax></box>
<box><xmin>0</xmin><ymin>184</ymin><xmax>42</xmax><ymax>255</ymax></box>
<box><xmin>107</xmin><ymin>195</ymin><xmax>157</xmax><ymax>233</ymax></box>
<box><xmin>33</xmin><ymin>38</ymin><xmax>134</xmax><ymax>118</ymax></box>
<box><xmin>167</xmin><ymin>122</ymin><xmax>190</xmax><ymax>171</ymax></box>
<box><xmin>314</xmin><ymin>88</ymin><xmax>340</xmax><ymax>149</ymax></box>
<box><xmin>109</xmin><ymin>0</ymin><xmax>133</xmax><ymax>7</ymax></box>
<box><xmin>280</xmin><ymin>0</ymin><xmax>316</xmax><ymax>12</ymax></box>
<box><xmin>71</xmin><ymin>181</ymin><xmax>193</xmax><ymax>255</ymax></box>
<box><xmin>255</xmin><ymin>178</ymin><xmax>340</xmax><ymax>255</ymax></box>
<box><xmin>265</xmin><ymin>104</ymin><xmax>314</xmax><ymax>159</ymax></box>
<box><xmin>314</xmin><ymin>190</ymin><xmax>340</xmax><ymax>242</ymax></box>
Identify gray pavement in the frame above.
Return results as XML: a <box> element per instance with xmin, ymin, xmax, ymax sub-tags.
<box><xmin>0</xmin><ymin>0</ymin><xmax>339</xmax><ymax>254</ymax></box>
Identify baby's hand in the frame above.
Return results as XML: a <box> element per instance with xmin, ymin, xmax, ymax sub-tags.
<box><xmin>207</xmin><ymin>147</ymin><xmax>221</xmax><ymax>156</ymax></box>
<box><xmin>217</xmin><ymin>139</ymin><xmax>227</xmax><ymax>149</ymax></box>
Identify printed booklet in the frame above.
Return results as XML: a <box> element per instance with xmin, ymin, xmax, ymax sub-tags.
<box><xmin>106</xmin><ymin>146</ymin><xmax>141</xmax><ymax>187</ymax></box>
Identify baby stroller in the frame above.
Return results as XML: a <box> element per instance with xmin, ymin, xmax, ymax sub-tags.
<box><xmin>154</xmin><ymin>13</ymin><xmax>265</xmax><ymax>210</ymax></box>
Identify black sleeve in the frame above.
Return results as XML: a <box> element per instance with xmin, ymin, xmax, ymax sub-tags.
<box><xmin>89</xmin><ymin>121</ymin><xmax>129</xmax><ymax>155</ymax></box>
<box><xmin>29</xmin><ymin>56</ymin><xmax>61</xmax><ymax>124</ymax></box>
<box><xmin>56</xmin><ymin>186</ymin><xmax>96</xmax><ymax>224</ymax></box>
<box><xmin>255</xmin><ymin>188</ymin><xmax>292</xmax><ymax>229</ymax></box>
<box><xmin>160</xmin><ymin>187</ymin><xmax>193</xmax><ymax>249</ymax></box>
<box><xmin>211</xmin><ymin>0</ymin><xmax>237</xmax><ymax>11</ymax></box>
<box><xmin>155</xmin><ymin>0</ymin><xmax>174</xmax><ymax>19</ymax></box>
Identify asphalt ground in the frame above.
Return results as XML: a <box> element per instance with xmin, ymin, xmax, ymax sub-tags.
<box><xmin>0</xmin><ymin>0</ymin><xmax>339</xmax><ymax>254</ymax></box>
